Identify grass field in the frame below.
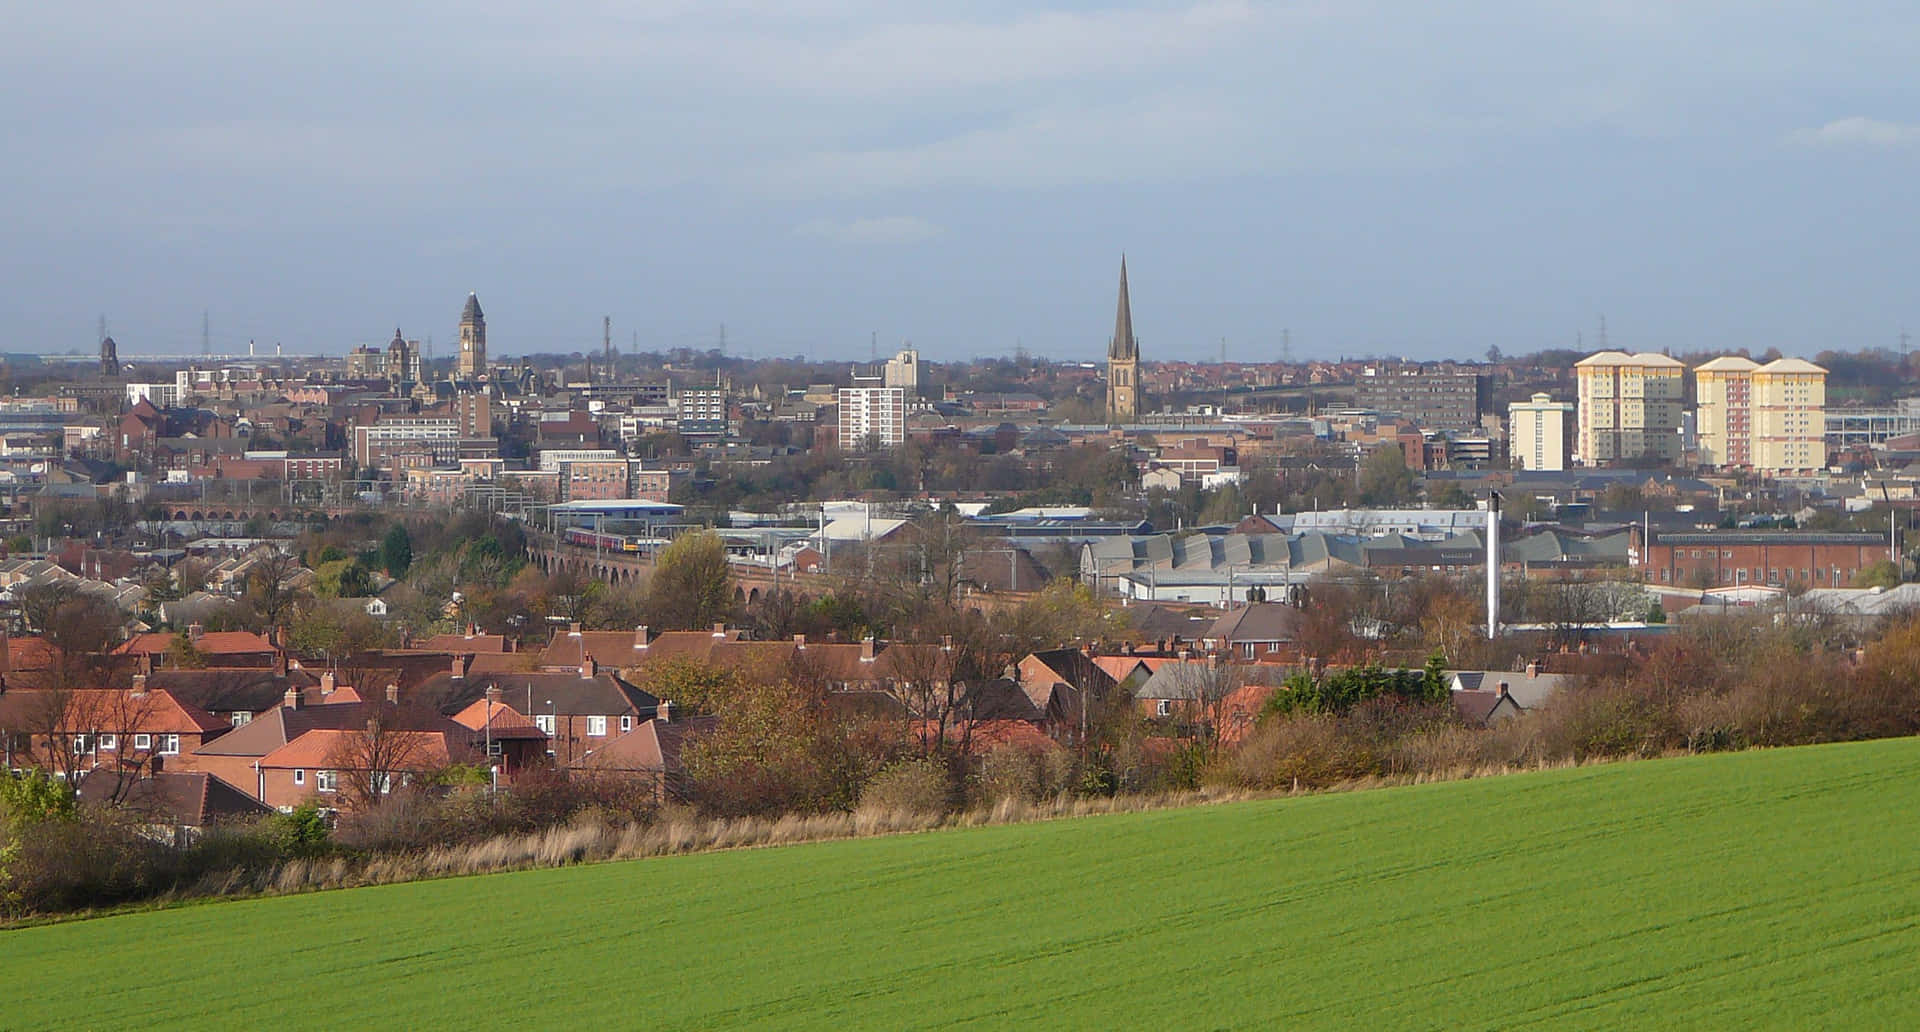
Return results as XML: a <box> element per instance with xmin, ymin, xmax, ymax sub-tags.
<box><xmin>11</xmin><ymin>739</ymin><xmax>1920</xmax><ymax>1030</ymax></box>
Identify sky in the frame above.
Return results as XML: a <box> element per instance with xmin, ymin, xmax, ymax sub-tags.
<box><xmin>3</xmin><ymin>1</ymin><xmax>1918</xmax><ymax>363</ymax></box>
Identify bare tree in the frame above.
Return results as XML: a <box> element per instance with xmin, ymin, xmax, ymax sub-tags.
<box><xmin>243</xmin><ymin>549</ymin><xmax>308</xmax><ymax>645</ymax></box>
<box><xmin>1166</xmin><ymin>657</ymin><xmax>1243</xmax><ymax>751</ymax></box>
<box><xmin>324</xmin><ymin>713</ymin><xmax>441</xmax><ymax>811</ymax></box>
<box><xmin>14</xmin><ymin>688</ymin><xmax>162</xmax><ymax>803</ymax></box>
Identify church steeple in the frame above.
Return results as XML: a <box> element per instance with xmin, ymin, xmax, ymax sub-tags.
<box><xmin>1109</xmin><ymin>256</ymin><xmax>1137</xmax><ymax>361</ymax></box>
<box><xmin>1105</xmin><ymin>256</ymin><xmax>1140</xmax><ymax>423</ymax></box>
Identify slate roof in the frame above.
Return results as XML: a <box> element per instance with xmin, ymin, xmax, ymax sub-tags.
<box><xmin>77</xmin><ymin>770</ymin><xmax>271</xmax><ymax>825</ymax></box>
<box><xmin>1205</xmin><ymin>604</ymin><xmax>1301</xmax><ymax>644</ymax></box>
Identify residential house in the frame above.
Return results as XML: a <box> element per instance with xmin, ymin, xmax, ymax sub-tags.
<box><xmin>117</xmin><ymin>625</ymin><xmax>279</xmax><ymax>669</ymax></box>
<box><xmin>427</xmin><ymin>663</ymin><xmax>661</xmax><ymax>768</ymax></box>
<box><xmin>253</xmin><ymin>728</ymin><xmax>460</xmax><ymax>811</ymax></box>
<box><xmin>182</xmin><ymin>687</ymin><xmax>469</xmax><ymax>807</ymax></box>
<box><xmin>76</xmin><ymin>770</ymin><xmax>272</xmax><ymax>846</ymax></box>
<box><xmin>448</xmin><ymin>686</ymin><xmax>551</xmax><ymax>775</ymax></box>
<box><xmin>578</xmin><ymin>707</ymin><xmax>720</xmax><ymax>802</ymax></box>
<box><xmin>1203</xmin><ymin>604</ymin><xmax>1302</xmax><ymax>659</ymax></box>
<box><xmin>0</xmin><ymin>679</ymin><xmax>230</xmax><ymax>780</ymax></box>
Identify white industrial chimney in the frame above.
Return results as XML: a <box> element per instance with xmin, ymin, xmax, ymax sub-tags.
<box><xmin>1486</xmin><ymin>491</ymin><xmax>1502</xmax><ymax>639</ymax></box>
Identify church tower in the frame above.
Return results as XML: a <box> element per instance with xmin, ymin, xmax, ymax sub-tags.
<box><xmin>100</xmin><ymin>334</ymin><xmax>120</xmax><ymax>378</ymax></box>
<box><xmin>457</xmin><ymin>293</ymin><xmax>487</xmax><ymax>380</ymax></box>
<box><xmin>1106</xmin><ymin>257</ymin><xmax>1140</xmax><ymax>423</ymax></box>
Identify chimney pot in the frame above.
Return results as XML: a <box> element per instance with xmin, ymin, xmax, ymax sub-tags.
<box><xmin>320</xmin><ymin>671</ymin><xmax>335</xmax><ymax>694</ymax></box>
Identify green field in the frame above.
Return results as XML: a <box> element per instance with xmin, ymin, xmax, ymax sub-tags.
<box><xmin>11</xmin><ymin>739</ymin><xmax>1920</xmax><ymax>1029</ymax></box>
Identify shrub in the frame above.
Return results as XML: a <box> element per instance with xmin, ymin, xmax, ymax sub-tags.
<box><xmin>971</xmin><ymin>745</ymin><xmax>1076</xmax><ymax>806</ymax></box>
<box><xmin>858</xmin><ymin>759</ymin><xmax>956</xmax><ymax>818</ymax></box>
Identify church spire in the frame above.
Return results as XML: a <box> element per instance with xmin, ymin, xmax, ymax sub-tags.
<box><xmin>1105</xmin><ymin>255</ymin><xmax>1140</xmax><ymax>423</ymax></box>
<box><xmin>1109</xmin><ymin>256</ymin><xmax>1136</xmax><ymax>361</ymax></box>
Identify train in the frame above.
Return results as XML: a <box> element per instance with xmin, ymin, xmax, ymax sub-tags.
<box><xmin>562</xmin><ymin>527</ymin><xmax>643</xmax><ymax>552</ymax></box>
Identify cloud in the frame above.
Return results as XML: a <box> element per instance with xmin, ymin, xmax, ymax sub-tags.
<box><xmin>1787</xmin><ymin>117</ymin><xmax>1920</xmax><ymax>149</ymax></box>
<box><xmin>795</xmin><ymin>215</ymin><xmax>944</xmax><ymax>243</ymax></box>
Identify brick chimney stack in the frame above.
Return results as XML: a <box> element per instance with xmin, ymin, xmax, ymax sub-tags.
<box><xmin>385</xmin><ymin>683</ymin><xmax>399</xmax><ymax>705</ymax></box>
<box><xmin>861</xmin><ymin>635</ymin><xmax>876</xmax><ymax>662</ymax></box>
<box><xmin>634</xmin><ymin>625</ymin><xmax>648</xmax><ymax>651</ymax></box>
<box><xmin>450</xmin><ymin>654</ymin><xmax>465</xmax><ymax>680</ymax></box>
<box><xmin>285</xmin><ymin>686</ymin><xmax>303</xmax><ymax>709</ymax></box>
<box><xmin>273</xmin><ymin>649</ymin><xmax>288</xmax><ymax>677</ymax></box>
<box><xmin>793</xmin><ymin>634</ymin><xmax>806</xmax><ymax>650</ymax></box>
<box><xmin>130</xmin><ymin>673</ymin><xmax>148</xmax><ymax>695</ymax></box>
<box><xmin>581</xmin><ymin>656</ymin><xmax>596</xmax><ymax>679</ymax></box>
<box><xmin>711</xmin><ymin>622</ymin><xmax>727</xmax><ymax>638</ymax></box>
<box><xmin>320</xmin><ymin>671</ymin><xmax>335</xmax><ymax>695</ymax></box>
<box><xmin>658</xmin><ymin>700</ymin><xmax>673</xmax><ymax>724</ymax></box>
<box><xmin>484</xmin><ymin>685</ymin><xmax>501</xmax><ymax>705</ymax></box>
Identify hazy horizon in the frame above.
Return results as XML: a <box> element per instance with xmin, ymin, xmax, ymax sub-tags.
<box><xmin>5</xmin><ymin>3</ymin><xmax>1916</xmax><ymax>364</ymax></box>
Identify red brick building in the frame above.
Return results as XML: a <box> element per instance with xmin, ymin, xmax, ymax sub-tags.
<box><xmin>1633</xmin><ymin>529</ymin><xmax>1889</xmax><ymax>588</ymax></box>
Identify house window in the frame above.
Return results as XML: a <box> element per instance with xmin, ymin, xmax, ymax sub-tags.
<box><xmin>620</xmin><ymin>715</ymin><xmax>633</xmax><ymax>733</ymax></box>
<box><xmin>133</xmin><ymin>733</ymin><xmax>152</xmax><ymax>750</ymax></box>
<box><xmin>1156</xmin><ymin>699</ymin><xmax>1173</xmax><ymax>717</ymax></box>
<box><xmin>534</xmin><ymin>714</ymin><xmax>556</xmax><ymax>735</ymax></box>
<box><xmin>73</xmin><ymin>734</ymin><xmax>93</xmax><ymax>754</ymax></box>
<box><xmin>372</xmin><ymin>773</ymin><xmax>393</xmax><ymax>795</ymax></box>
<box><xmin>294</xmin><ymin>769</ymin><xmax>306</xmax><ymax>786</ymax></box>
<box><xmin>160</xmin><ymin>734</ymin><xmax>180</xmax><ymax>755</ymax></box>
<box><xmin>232</xmin><ymin>711</ymin><xmax>252</xmax><ymax>726</ymax></box>
<box><xmin>316</xmin><ymin>770</ymin><xmax>337</xmax><ymax>793</ymax></box>
<box><xmin>586</xmin><ymin>715</ymin><xmax>607</xmax><ymax>737</ymax></box>
<box><xmin>99</xmin><ymin>734</ymin><xmax>117</xmax><ymax>751</ymax></box>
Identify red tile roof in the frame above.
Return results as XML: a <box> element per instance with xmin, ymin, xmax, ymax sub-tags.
<box><xmin>117</xmin><ymin>631</ymin><xmax>276</xmax><ymax>657</ymax></box>
<box><xmin>256</xmin><ymin>728</ymin><xmax>455</xmax><ymax>771</ymax></box>
<box><xmin>450</xmin><ymin>698</ymin><xmax>547</xmax><ymax>739</ymax></box>
<box><xmin>420</xmin><ymin>632</ymin><xmax>510</xmax><ymax>654</ymax></box>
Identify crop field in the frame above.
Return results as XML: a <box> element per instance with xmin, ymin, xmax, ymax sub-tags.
<box><xmin>11</xmin><ymin>738</ymin><xmax>1920</xmax><ymax>1029</ymax></box>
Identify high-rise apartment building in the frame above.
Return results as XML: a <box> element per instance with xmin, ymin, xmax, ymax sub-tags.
<box><xmin>1692</xmin><ymin>356</ymin><xmax>1827</xmax><ymax>473</ymax></box>
<box><xmin>1753</xmin><ymin>358</ymin><xmax>1827</xmax><ymax>472</ymax></box>
<box><xmin>1695</xmin><ymin>356</ymin><xmax>1758</xmax><ymax>468</ymax></box>
<box><xmin>837</xmin><ymin>387</ymin><xmax>905</xmax><ymax>449</ymax></box>
<box><xmin>1573</xmin><ymin>351</ymin><xmax>1685</xmax><ymax>465</ymax></box>
<box><xmin>1507</xmin><ymin>392</ymin><xmax>1573</xmax><ymax>471</ymax></box>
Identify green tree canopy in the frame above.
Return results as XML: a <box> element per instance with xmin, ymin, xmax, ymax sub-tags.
<box><xmin>1358</xmin><ymin>445</ymin><xmax>1417</xmax><ymax>507</ymax></box>
<box><xmin>379</xmin><ymin>525</ymin><xmax>413</xmax><ymax>579</ymax></box>
<box><xmin>647</xmin><ymin>530</ymin><xmax>734</xmax><ymax>631</ymax></box>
